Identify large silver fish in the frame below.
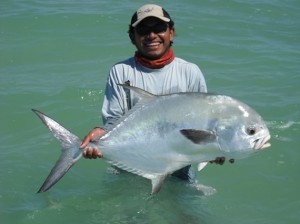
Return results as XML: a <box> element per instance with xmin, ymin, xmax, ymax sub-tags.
<box><xmin>33</xmin><ymin>85</ymin><xmax>271</xmax><ymax>194</ymax></box>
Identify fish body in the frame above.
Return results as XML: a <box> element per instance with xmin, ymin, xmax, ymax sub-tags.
<box><xmin>33</xmin><ymin>85</ymin><xmax>271</xmax><ymax>194</ymax></box>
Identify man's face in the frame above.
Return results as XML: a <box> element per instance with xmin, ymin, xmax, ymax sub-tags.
<box><xmin>132</xmin><ymin>17</ymin><xmax>174</xmax><ymax>59</ymax></box>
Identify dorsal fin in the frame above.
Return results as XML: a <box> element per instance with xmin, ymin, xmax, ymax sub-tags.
<box><xmin>117</xmin><ymin>84</ymin><xmax>157</xmax><ymax>104</ymax></box>
<box><xmin>101</xmin><ymin>85</ymin><xmax>158</xmax><ymax>135</ymax></box>
<box><xmin>118</xmin><ymin>83</ymin><xmax>158</xmax><ymax>114</ymax></box>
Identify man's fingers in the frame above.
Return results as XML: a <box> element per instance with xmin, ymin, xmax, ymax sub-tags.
<box><xmin>217</xmin><ymin>156</ymin><xmax>225</xmax><ymax>165</ymax></box>
<box><xmin>95</xmin><ymin>149</ymin><xmax>103</xmax><ymax>158</ymax></box>
<box><xmin>209</xmin><ymin>157</ymin><xmax>235</xmax><ymax>165</ymax></box>
<box><xmin>91</xmin><ymin>148</ymin><xmax>102</xmax><ymax>158</ymax></box>
<box><xmin>210</xmin><ymin>156</ymin><xmax>226</xmax><ymax>165</ymax></box>
<box><xmin>80</xmin><ymin>136</ymin><xmax>90</xmax><ymax>149</ymax></box>
<box><xmin>83</xmin><ymin>147</ymin><xmax>93</xmax><ymax>158</ymax></box>
<box><xmin>83</xmin><ymin>147</ymin><xmax>102</xmax><ymax>159</ymax></box>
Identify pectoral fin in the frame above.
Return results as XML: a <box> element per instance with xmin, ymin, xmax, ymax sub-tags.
<box><xmin>180</xmin><ymin>129</ymin><xmax>216</xmax><ymax>144</ymax></box>
<box><xmin>151</xmin><ymin>174</ymin><xmax>167</xmax><ymax>194</ymax></box>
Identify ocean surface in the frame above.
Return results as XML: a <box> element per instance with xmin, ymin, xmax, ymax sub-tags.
<box><xmin>1</xmin><ymin>0</ymin><xmax>299</xmax><ymax>223</ymax></box>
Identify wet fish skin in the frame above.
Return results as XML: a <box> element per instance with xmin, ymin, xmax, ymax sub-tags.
<box><xmin>33</xmin><ymin>85</ymin><xmax>271</xmax><ymax>194</ymax></box>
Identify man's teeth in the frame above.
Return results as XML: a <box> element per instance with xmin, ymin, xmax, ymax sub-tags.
<box><xmin>147</xmin><ymin>43</ymin><xmax>160</xmax><ymax>46</ymax></box>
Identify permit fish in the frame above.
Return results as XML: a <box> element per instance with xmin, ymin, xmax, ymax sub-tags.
<box><xmin>33</xmin><ymin>85</ymin><xmax>271</xmax><ymax>194</ymax></box>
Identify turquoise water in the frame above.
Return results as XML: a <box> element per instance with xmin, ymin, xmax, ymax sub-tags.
<box><xmin>1</xmin><ymin>0</ymin><xmax>299</xmax><ymax>223</ymax></box>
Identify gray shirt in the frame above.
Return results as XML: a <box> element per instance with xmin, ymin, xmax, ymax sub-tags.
<box><xmin>102</xmin><ymin>56</ymin><xmax>207</xmax><ymax>131</ymax></box>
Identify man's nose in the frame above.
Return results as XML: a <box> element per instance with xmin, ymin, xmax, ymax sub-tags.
<box><xmin>146</xmin><ymin>31</ymin><xmax>157</xmax><ymax>38</ymax></box>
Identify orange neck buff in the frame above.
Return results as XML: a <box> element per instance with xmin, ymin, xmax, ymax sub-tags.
<box><xmin>134</xmin><ymin>48</ymin><xmax>175</xmax><ymax>69</ymax></box>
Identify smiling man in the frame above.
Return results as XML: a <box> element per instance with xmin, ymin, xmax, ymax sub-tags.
<box><xmin>80</xmin><ymin>4</ymin><xmax>208</xmax><ymax>182</ymax></box>
<box><xmin>131</xmin><ymin>17</ymin><xmax>174</xmax><ymax>61</ymax></box>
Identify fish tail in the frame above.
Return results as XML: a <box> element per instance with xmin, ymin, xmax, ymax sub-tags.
<box><xmin>32</xmin><ymin>109</ymin><xmax>83</xmax><ymax>193</ymax></box>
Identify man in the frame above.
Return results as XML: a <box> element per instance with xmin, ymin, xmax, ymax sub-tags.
<box><xmin>80</xmin><ymin>4</ymin><xmax>208</xmax><ymax>182</ymax></box>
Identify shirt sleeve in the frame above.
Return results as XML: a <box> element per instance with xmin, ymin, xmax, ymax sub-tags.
<box><xmin>101</xmin><ymin>66</ymin><xmax>127</xmax><ymax>131</ymax></box>
<box><xmin>188</xmin><ymin>63</ymin><xmax>207</xmax><ymax>93</ymax></box>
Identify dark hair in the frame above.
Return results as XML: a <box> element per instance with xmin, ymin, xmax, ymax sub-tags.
<box><xmin>128</xmin><ymin>9</ymin><xmax>175</xmax><ymax>45</ymax></box>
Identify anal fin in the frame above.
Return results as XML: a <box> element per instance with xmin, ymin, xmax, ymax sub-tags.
<box><xmin>151</xmin><ymin>174</ymin><xmax>167</xmax><ymax>194</ymax></box>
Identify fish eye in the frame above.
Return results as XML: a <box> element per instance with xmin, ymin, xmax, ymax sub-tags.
<box><xmin>246</xmin><ymin>126</ymin><xmax>256</xmax><ymax>136</ymax></box>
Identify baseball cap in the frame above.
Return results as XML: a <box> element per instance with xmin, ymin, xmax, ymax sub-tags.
<box><xmin>130</xmin><ymin>4</ymin><xmax>172</xmax><ymax>27</ymax></box>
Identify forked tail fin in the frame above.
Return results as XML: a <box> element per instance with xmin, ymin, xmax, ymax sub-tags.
<box><xmin>32</xmin><ymin>109</ymin><xmax>83</xmax><ymax>193</ymax></box>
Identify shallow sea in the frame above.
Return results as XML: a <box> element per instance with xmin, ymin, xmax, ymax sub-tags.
<box><xmin>1</xmin><ymin>1</ymin><xmax>299</xmax><ymax>223</ymax></box>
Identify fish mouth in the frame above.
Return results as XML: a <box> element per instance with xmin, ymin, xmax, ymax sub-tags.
<box><xmin>254</xmin><ymin>135</ymin><xmax>271</xmax><ymax>150</ymax></box>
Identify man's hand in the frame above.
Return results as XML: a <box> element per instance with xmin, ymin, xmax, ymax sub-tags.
<box><xmin>80</xmin><ymin>127</ymin><xmax>106</xmax><ymax>159</ymax></box>
<box><xmin>209</xmin><ymin>157</ymin><xmax>235</xmax><ymax>165</ymax></box>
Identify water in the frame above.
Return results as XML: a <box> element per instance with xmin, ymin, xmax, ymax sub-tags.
<box><xmin>1</xmin><ymin>0</ymin><xmax>299</xmax><ymax>223</ymax></box>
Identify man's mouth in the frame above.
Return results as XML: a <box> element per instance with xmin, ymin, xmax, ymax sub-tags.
<box><xmin>145</xmin><ymin>42</ymin><xmax>161</xmax><ymax>47</ymax></box>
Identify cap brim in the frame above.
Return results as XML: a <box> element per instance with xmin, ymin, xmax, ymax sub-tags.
<box><xmin>132</xmin><ymin>16</ymin><xmax>170</xmax><ymax>27</ymax></box>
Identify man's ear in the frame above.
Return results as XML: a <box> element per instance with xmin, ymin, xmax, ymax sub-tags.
<box><xmin>129</xmin><ymin>32</ymin><xmax>136</xmax><ymax>44</ymax></box>
<box><xmin>169</xmin><ymin>27</ymin><xmax>175</xmax><ymax>43</ymax></box>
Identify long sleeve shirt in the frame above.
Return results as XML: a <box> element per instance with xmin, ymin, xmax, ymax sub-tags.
<box><xmin>101</xmin><ymin>56</ymin><xmax>207</xmax><ymax>131</ymax></box>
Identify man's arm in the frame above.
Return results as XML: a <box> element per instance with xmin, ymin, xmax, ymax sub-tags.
<box><xmin>101</xmin><ymin>67</ymin><xmax>128</xmax><ymax>131</ymax></box>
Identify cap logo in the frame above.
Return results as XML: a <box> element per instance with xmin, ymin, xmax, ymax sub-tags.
<box><xmin>144</xmin><ymin>7</ymin><xmax>153</xmax><ymax>13</ymax></box>
<box><xmin>137</xmin><ymin>7</ymin><xmax>154</xmax><ymax>16</ymax></box>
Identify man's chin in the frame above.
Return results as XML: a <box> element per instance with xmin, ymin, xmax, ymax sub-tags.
<box><xmin>144</xmin><ymin>51</ymin><xmax>165</xmax><ymax>60</ymax></box>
